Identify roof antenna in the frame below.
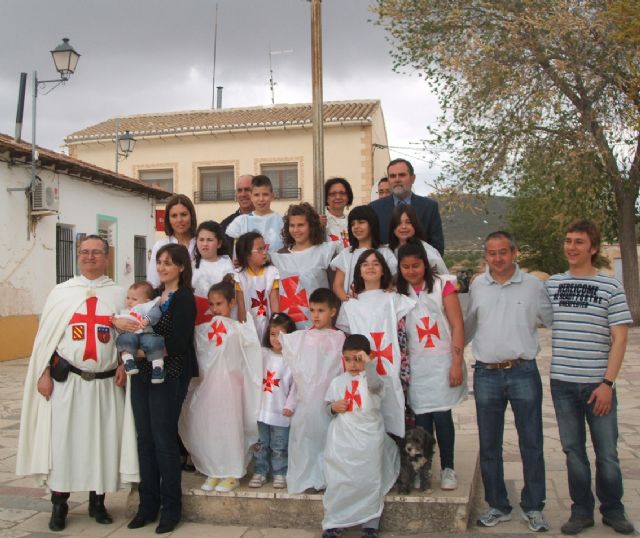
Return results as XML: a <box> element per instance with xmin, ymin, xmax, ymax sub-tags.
<box><xmin>268</xmin><ymin>45</ymin><xmax>293</xmax><ymax>105</ymax></box>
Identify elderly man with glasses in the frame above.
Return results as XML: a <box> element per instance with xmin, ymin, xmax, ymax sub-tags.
<box><xmin>17</xmin><ymin>235</ymin><xmax>139</xmax><ymax>532</ymax></box>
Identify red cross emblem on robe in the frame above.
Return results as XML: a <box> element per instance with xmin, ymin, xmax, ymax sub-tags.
<box><xmin>208</xmin><ymin>320</ymin><xmax>227</xmax><ymax>346</ymax></box>
<box><xmin>251</xmin><ymin>289</ymin><xmax>268</xmax><ymax>317</ymax></box>
<box><xmin>417</xmin><ymin>316</ymin><xmax>440</xmax><ymax>348</ymax></box>
<box><xmin>329</xmin><ymin>234</ymin><xmax>350</xmax><ymax>249</ymax></box>
<box><xmin>370</xmin><ymin>331</ymin><xmax>393</xmax><ymax>375</ymax></box>
<box><xmin>279</xmin><ymin>276</ymin><xmax>308</xmax><ymax>323</ymax></box>
<box><xmin>195</xmin><ymin>295</ymin><xmax>214</xmax><ymax>325</ymax></box>
<box><xmin>344</xmin><ymin>379</ymin><xmax>362</xmax><ymax>411</ymax></box>
<box><xmin>262</xmin><ymin>370</ymin><xmax>281</xmax><ymax>393</ymax></box>
<box><xmin>68</xmin><ymin>296</ymin><xmax>112</xmax><ymax>361</ymax></box>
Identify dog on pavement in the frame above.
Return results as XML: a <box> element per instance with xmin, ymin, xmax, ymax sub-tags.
<box><xmin>395</xmin><ymin>426</ymin><xmax>435</xmax><ymax>494</ymax></box>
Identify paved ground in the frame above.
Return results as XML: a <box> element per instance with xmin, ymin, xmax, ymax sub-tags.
<box><xmin>0</xmin><ymin>328</ymin><xmax>638</xmax><ymax>537</ymax></box>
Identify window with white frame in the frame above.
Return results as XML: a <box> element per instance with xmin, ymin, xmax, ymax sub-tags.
<box><xmin>198</xmin><ymin>166</ymin><xmax>235</xmax><ymax>202</ymax></box>
<box><xmin>260</xmin><ymin>163</ymin><xmax>299</xmax><ymax>199</ymax></box>
<box><xmin>138</xmin><ymin>169</ymin><xmax>173</xmax><ymax>200</ymax></box>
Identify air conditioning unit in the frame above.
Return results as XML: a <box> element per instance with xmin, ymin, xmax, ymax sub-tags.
<box><xmin>31</xmin><ymin>176</ymin><xmax>59</xmax><ymax>212</ymax></box>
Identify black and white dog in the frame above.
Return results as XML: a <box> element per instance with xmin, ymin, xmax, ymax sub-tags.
<box><xmin>395</xmin><ymin>426</ymin><xmax>436</xmax><ymax>494</ymax></box>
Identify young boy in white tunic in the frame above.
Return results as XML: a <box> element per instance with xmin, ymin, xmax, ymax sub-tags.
<box><xmin>322</xmin><ymin>334</ymin><xmax>400</xmax><ymax>538</ymax></box>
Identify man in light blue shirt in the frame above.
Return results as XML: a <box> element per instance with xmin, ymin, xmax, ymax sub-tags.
<box><xmin>465</xmin><ymin>231</ymin><xmax>552</xmax><ymax>532</ymax></box>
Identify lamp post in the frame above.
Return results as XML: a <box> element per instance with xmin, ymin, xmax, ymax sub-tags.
<box><xmin>30</xmin><ymin>38</ymin><xmax>81</xmax><ymax>190</ymax></box>
<box><xmin>114</xmin><ymin>117</ymin><xmax>136</xmax><ymax>174</ymax></box>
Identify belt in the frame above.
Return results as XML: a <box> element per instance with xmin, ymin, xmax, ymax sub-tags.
<box><xmin>476</xmin><ymin>358</ymin><xmax>526</xmax><ymax>370</ymax></box>
<box><xmin>68</xmin><ymin>363</ymin><xmax>117</xmax><ymax>381</ymax></box>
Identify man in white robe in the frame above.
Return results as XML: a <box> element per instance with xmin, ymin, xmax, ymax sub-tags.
<box><xmin>16</xmin><ymin>235</ymin><xmax>139</xmax><ymax>531</ymax></box>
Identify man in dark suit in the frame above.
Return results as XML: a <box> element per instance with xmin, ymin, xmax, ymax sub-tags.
<box><xmin>369</xmin><ymin>158</ymin><xmax>444</xmax><ymax>254</ymax></box>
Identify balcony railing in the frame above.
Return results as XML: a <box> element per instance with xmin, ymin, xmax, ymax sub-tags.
<box><xmin>194</xmin><ymin>187</ymin><xmax>301</xmax><ymax>202</ymax></box>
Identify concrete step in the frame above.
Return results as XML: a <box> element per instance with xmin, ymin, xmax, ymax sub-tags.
<box><xmin>129</xmin><ymin>434</ymin><xmax>480</xmax><ymax>535</ymax></box>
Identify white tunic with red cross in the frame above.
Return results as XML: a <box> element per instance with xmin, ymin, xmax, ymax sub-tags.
<box><xmin>258</xmin><ymin>348</ymin><xmax>296</xmax><ymax>428</ymax></box>
<box><xmin>271</xmin><ymin>241</ymin><xmax>340</xmax><ymax>330</ymax></box>
<box><xmin>322</xmin><ymin>370</ymin><xmax>399</xmax><ymax>530</ymax></box>
<box><xmin>235</xmin><ymin>264</ymin><xmax>279</xmax><ymax>342</ymax></box>
<box><xmin>335</xmin><ymin>289</ymin><xmax>415</xmax><ymax>437</ymax></box>
<box><xmin>405</xmin><ymin>275</ymin><xmax>468</xmax><ymax>414</ymax></box>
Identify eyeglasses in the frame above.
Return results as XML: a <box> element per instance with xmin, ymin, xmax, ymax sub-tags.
<box><xmin>327</xmin><ymin>191</ymin><xmax>348</xmax><ymax>197</ymax></box>
<box><xmin>79</xmin><ymin>249</ymin><xmax>106</xmax><ymax>257</ymax></box>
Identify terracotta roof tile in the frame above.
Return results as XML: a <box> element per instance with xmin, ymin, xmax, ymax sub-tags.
<box><xmin>65</xmin><ymin>100</ymin><xmax>380</xmax><ymax>142</ymax></box>
<box><xmin>0</xmin><ymin>133</ymin><xmax>171</xmax><ymax>199</ymax></box>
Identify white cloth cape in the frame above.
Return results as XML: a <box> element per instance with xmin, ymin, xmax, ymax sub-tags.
<box><xmin>178</xmin><ymin>315</ymin><xmax>262</xmax><ymax>478</ymax></box>
<box><xmin>330</xmin><ymin>246</ymin><xmax>398</xmax><ymax>294</ymax></box>
<box><xmin>235</xmin><ymin>265</ymin><xmax>280</xmax><ymax>343</ymax></box>
<box><xmin>336</xmin><ymin>289</ymin><xmax>415</xmax><ymax>437</ymax></box>
<box><xmin>325</xmin><ymin>212</ymin><xmax>349</xmax><ymax>249</ymax></box>
<box><xmin>225</xmin><ymin>212</ymin><xmax>285</xmax><ymax>253</ymax></box>
<box><xmin>148</xmin><ymin>236</ymin><xmax>197</xmax><ymax>288</ymax></box>
<box><xmin>271</xmin><ymin>242</ymin><xmax>339</xmax><ymax>329</ymax></box>
<box><xmin>322</xmin><ymin>371</ymin><xmax>399</xmax><ymax>529</ymax></box>
<box><xmin>280</xmin><ymin>328</ymin><xmax>345</xmax><ymax>493</ymax></box>
<box><xmin>191</xmin><ymin>256</ymin><xmax>234</xmax><ymax>298</ymax></box>
<box><xmin>406</xmin><ymin>276</ymin><xmax>468</xmax><ymax>413</ymax></box>
<box><xmin>16</xmin><ymin>276</ymin><xmax>139</xmax><ymax>490</ymax></box>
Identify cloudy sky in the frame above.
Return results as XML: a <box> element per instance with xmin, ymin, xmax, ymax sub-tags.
<box><xmin>0</xmin><ymin>0</ymin><xmax>442</xmax><ymax>194</ymax></box>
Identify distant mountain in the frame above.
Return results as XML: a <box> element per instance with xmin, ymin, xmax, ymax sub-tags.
<box><xmin>438</xmin><ymin>195</ymin><xmax>512</xmax><ymax>251</ymax></box>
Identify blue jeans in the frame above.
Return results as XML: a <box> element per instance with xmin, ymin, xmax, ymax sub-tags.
<box><xmin>550</xmin><ymin>379</ymin><xmax>625</xmax><ymax>519</ymax></box>
<box><xmin>130</xmin><ymin>374</ymin><xmax>188</xmax><ymax>523</ymax></box>
<box><xmin>255</xmin><ymin>421</ymin><xmax>289</xmax><ymax>477</ymax></box>
<box><xmin>415</xmin><ymin>410</ymin><xmax>455</xmax><ymax>470</ymax></box>
<box><xmin>117</xmin><ymin>332</ymin><xmax>165</xmax><ymax>362</ymax></box>
<box><xmin>473</xmin><ymin>359</ymin><xmax>545</xmax><ymax>513</ymax></box>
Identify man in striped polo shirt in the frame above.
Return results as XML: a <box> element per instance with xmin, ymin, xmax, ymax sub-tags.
<box><xmin>547</xmin><ymin>220</ymin><xmax>634</xmax><ymax>535</ymax></box>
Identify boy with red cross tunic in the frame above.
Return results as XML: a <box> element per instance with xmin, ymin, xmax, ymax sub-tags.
<box><xmin>16</xmin><ymin>236</ymin><xmax>139</xmax><ymax>532</ymax></box>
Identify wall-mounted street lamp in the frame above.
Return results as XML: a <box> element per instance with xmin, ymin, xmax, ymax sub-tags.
<box><xmin>114</xmin><ymin>118</ymin><xmax>136</xmax><ymax>174</ymax></box>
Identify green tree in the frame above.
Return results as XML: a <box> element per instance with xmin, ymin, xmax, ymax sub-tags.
<box><xmin>374</xmin><ymin>0</ymin><xmax>640</xmax><ymax>323</ymax></box>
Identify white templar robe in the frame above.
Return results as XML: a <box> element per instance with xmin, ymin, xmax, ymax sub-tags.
<box><xmin>16</xmin><ymin>275</ymin><xmax>139</xmax><ymax>491</ymax></box>
<box><xmin>179</xmin><ymin>315</ymin><xmax>262</xmax><ymax>479</ymax></box>
<box><xmin>322</xmin><ymin>369</ymin><xmax>400</xmax><ymax>530</ymax></box>
<box><xmin>280</xmin><ymin>328</ymin><xmax>345</xmax><ymax>493</ymax></box>
<box><xmin>191</xmin><ymin>256</ymin><xmax>235</xmax><ymax>298</ymax></box>
<box><xmin>336</xmin><ymin>289</ymin><xmax>415</xmax><ymax>437</ymax></box>
<box><xmin>406</xmin><ymin>275</ymin><xmax>467</xmax><ymax>414</ymax></box>
<box><xmin>235</xmin><ymin>265</ymin><xmax>280</xmax><ymax>343</ymax></box>
<box><xmin>271</xmin><ymin>241</ymin><xmax>339</xmax><ymax>329</ymax></box>
<box><xmin>330</xmin><ymin>246</ymin><xmax>398</xmax><ymax>295</ymax></box>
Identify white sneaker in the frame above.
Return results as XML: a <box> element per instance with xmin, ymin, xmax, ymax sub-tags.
<box><xmin>440</xmin><ymin>467</ymin><xmax>458</xmax><ymax>490</ymax></box>
<box><xmin>248</xmin><ymin>473</ymin><xmax>267</xmax><ymax>488</ymax></box>
<box><xmin>201</xmin><ymin>477</ymin><xmax>219</xmax><ymax>491</ymax></box>
<box><xmin>273</xmin><ymin>475</ymin><xmax>287</xmax><ymax>489</ymax></box>
<box><xmin>478</xmin><ymin>507</ymin><xmax>512</xmax><ymax>527</ymax></box>
<box><xmin>522</xmin><ymin>510</ymin><xmax>550</xmax><ymax>532</ymax></box>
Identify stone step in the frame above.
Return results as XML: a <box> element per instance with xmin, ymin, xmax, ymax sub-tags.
<box><xmin>129</xmin><ymin>434</ymin><xmax>479</xmax><ymax>534</ymax></box>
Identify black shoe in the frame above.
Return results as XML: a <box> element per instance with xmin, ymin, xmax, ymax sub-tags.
<box><xmin>128</xmin><ymin>513</ymin><xmax>150</xmax><ymax>529</ymax></box>
<box><xmin>560</xmin><ymin>516</ymin><xmax>595</xmax><ymax>535</ymax></box>
<box><xmin>322</xmin><ymin>529</ymin><xmax>344</xmax><ymax>538</ymax></box>
<box><xmin>49</xmin><ymin>502</ymin><xmax>68</xmax><ymax>532</ymax></box>
<box><xmin>88</xmin><ymin>492</ymin><xmax>113</xmax><ymax>524</ymax></box>
<box><xmin>156</xmin><ymin>520</ymin><xmax>178</xmax><ymax>534</ymax></box>
<box><xmin>362</xmin><ymin>529</ymin><xmax>379</xmax><ymax>538</ymax></box>
<box><xmin>603</xmin><ymin>516</ymin><xmax>635</xmax><ymax>534</ymax></box>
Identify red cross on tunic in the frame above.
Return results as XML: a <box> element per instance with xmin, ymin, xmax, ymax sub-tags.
<box><xmin>68</xmin><ymin>296</ymin><xmax>112</xmax><ymax>362</ymax></box>
<box><xmin>329</xmin><ymin>233</ymin><xmax>350</xmax><ymax>249</ymax></box>
<box><xmin>370</xmin><ymin>331</ymin><xmax>393</xmax><ymax>375</ymax></box>
<box><xmin>262</xmin><ymin>370</ymin><xmax>281</xmax><ymax>393</ymax></box>
<box><xmin>251</xmin><ymin>289</ymin><xmax>268</xmax><ymax>317</ymax></box>
<box><xmin>279</xmin><ymin>276</ymin><xmax>308</xmax><ymax>323</ymax></box>
<box><xmin>208</xmin><ymin>320</ymin><xmax>227</xmax><ymax>346</ymax></box>
<box><xmin>344</xmin><ymin>379</ymin><xmax>362</xmax><ymax>411</ymax></box>
<box><xmin>416</xmin><ymin>316</ymin><xmax>440</xmax><ymax>348</ymax></box>
<box><xmin>195</xmin><ymin>295</ymin><xmax>214</xmax><ymax>325</ymax></box>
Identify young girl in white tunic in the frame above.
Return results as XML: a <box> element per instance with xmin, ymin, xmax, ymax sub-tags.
<box><xmin>191</xmin><ymin>221</ymin><xmax>235</xmax><ymax>298</ymax></box>
<box><xmin>271</xmin><ymin>203</ymin><xmax>339</xmax><ymax>329</ymax></box>
<box><xmin>249</xmin><ymin>312</ymin><xmax>297</xmax><ymax>490</ymax></box>
<box><xmin>235</xmin><ymin>232</ymin><xmax>280</xmax><ymax>342</ymax></box>
<box><xmin>396</xmin><ymin>239</ymin><xmax>467</xmax><ymax>491</ymax></box>
<box><xmin>335</xmin><ymin>250</ymin><xmax>414</xmax><ymax>438</ymax></box>
<box><xmin>388</xmin><ymin>204</ymin><xmax>448</xmax><ymax>276</ymax></box>
<box><xmin>322</xmin><ymin>334</ymin><xmax>399</xmax><ymax>538</ymax></box>
<box><xmin>178</xmin><ymin>280</ymin><xmax>262</xmax><ymax>493</ymax></box>
<box><xmin>330</xmin><ymin>205</ymin><xmax>397</xmax><ymax>301</ymax></box>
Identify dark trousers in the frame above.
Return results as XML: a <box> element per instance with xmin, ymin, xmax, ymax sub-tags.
<box><xmin>130</xmin><ymin>375</ymin><xmax>187</xmax><ymax>523</ymax></box>
<box><xmin>415</xmin><ymin>410</ymin><xmax>455</xmax><ymax>470</ymax></box>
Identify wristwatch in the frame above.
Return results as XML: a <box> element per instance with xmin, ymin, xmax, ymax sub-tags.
<box><xmin>602</xmin><ymin>378</ymin><xmax>616</xmax><ymax>389</ymax></box>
